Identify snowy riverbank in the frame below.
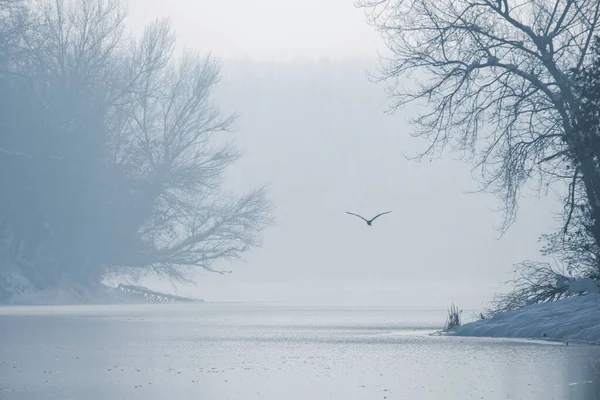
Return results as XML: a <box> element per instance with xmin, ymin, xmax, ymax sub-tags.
<box><xmin>453</xmin><ymin>294</ymin><xmax>600</xmax><ymax>345</ymax></box>
<box><xmin>0</xmin><ymin>267</ymin><xmax>152</xmax><ymax>305</ymax></box>
<box><xmin>4</xmin><ymin>283</ymin><xmax>153</xmax><ymax>305</ymax></box>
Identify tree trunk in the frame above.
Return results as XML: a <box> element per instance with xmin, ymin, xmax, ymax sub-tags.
<box><xmin>569</xmin><ymin>131</ymin><xmax>600</xmax><ymax>274</ymax></box>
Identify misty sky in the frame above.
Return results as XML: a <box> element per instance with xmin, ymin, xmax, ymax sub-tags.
<box><xmin>124</xmin><ymin>0</ymin><xmax>562</xmax><ymax>309</ymax></box>
<box><xmin>126</xmin><ymin>0</ymin><xmax>383</xmax><ymax>60</ymax></box>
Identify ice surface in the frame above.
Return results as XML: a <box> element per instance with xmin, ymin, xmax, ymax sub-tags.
<box><xmin>1</xmin><ymin>303</ymin><xmax>599</xmax><ymax>399</ymax></box>
<box><xmin>455</xmin><ymin>294</ymin><xmax>600</xmax><ymax>344</ymax></box>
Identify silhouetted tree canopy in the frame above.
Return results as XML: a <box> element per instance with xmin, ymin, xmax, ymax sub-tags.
<box><xmin>0</xmin><ymin>0</ymin><xmax>272</xmax><ymax>298</ymax></box>
<box><xmin>359</xmin><ymin>0</ymin><xmax>600</xmax><ymax>232</ymax></box>
<box><xmin>360</xmin><ymin>0</ymin><xmax>600</xmax><ymax>311</ymax></box>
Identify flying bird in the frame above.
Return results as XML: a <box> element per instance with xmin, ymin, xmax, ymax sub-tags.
<box><xmin>345</xmin><ymin>211</ymin><xmax>392</xmax><ymax>226</ymax></box>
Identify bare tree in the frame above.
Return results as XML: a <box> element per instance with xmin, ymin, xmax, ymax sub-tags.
<box><xmin>358</xmin><ymin>0</ymin><xmax>600</xmax><ymax>236</ymax></box>
<box><xmin>0</xmin><ymin>0</ymin><xmax>27</xmax><ymax>63</ymax></box>
<box><xmin>0</xmin><ymin>0</ymin><xmax>273</xmax><ymax>296</ymax></box>
<box><xmin>0</xmin><ymin>0</ymin><xmax>129</xmax><ymax>287</ymax></box>
<box><xmin>102</xmin><ymin>19</ymin><xmax>274</xmax><ymax>279</ymax></box>
<box><xmin>486</xmin><ymin>261</ymin><xmax>571</xmax><ymax>315</ymax></box>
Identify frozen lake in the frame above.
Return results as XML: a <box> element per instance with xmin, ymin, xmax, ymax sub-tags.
<box><xmin>1</xmin><ymin>303</ymin><xmax>599</xmax><ymax>399</ymax></box>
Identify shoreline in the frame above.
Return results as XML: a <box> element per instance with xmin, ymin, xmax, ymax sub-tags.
<box><xmin>0</xmin><ymin>283</ymin><xmax>203</xmax><ymax>307</ymax></box>
<box><xmin>449</xmin><ymin>294</ymin><xmax>600</xmax><ymax>345</ymax></box>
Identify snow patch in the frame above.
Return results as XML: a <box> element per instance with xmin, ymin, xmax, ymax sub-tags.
<box><xmin>0</xmin><ymin>263</ymin><xmax>151</xmax><ymax>305</ymax></box>
<box><xmin>0</xmin><ymin>264</ymin><xmax>37</xmax><ymax>302</ymax></box>
<box><xmin>5</xmin><ymin>282</ymin><xmax>152</xmax><ymax>305</ymax></box>
<box><xmin>567</xmin><ymin>278</ymin><xmax>599</xmax><ymax>294</ymax></box>
<box><xmin>454</xmin><ymin>294</ymin><xmax>600</xmax><ymax>344</ymax></box>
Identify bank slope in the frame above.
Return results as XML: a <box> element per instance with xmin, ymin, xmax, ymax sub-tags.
<box><xmin>454</xmin><ymin>294</ymin><xmax>600</xmax><ymax>344</ymax></box>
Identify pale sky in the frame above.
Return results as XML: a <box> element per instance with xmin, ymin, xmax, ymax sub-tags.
<box><xmin>126</xmin><ymin>0</ymin><xmax>384</xmax><ymax>60</ymax></box>
<box><xmin>123</xmin><ymin>0</ymin><xmax>562</xmax><ymax>309</ymax></box>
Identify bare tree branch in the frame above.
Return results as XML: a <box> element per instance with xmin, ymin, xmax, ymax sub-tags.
<box><xmin>0</xmin><ymin>1</ymin><xmax>273</xmax><ymax>291</ymax></box>
<box><xmin>100</xmin><ymin>21</ymin><xmax>273</xmax><ymax>278</ymax></box>
<box><xmin>358</xmin><ymin>0</ymin><xmax>600</xmax><ymax>233</ymax></box>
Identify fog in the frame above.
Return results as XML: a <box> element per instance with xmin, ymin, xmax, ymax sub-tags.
<box><xmin>119</xmin><ymin>0</ymin><xmax>562</xmax><ymax>308</ymax></box>
<box><xmin>125</xmin><ymin>0</ymin><xmax>384</xmax><ymax>61</ymax></box>
<box><xmin>0</xmin><ymin>0</ymin><xmax>566</xmax><ymax>308</ymax></box>
<box><xmin>5</xmin><ymin>2</ymin><xmax>600</xmax><ymax>399</ymax></box>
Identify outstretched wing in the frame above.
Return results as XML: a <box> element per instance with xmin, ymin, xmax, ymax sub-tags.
<box><xmin>369</xmin><ymin>210</ymin><xmax>392</xmax><ymax>223</ymax></box>
<box><xmin>346</xmin><ymin>211</ymin><xmax>369</xmax><ymax>222</ymax></box>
